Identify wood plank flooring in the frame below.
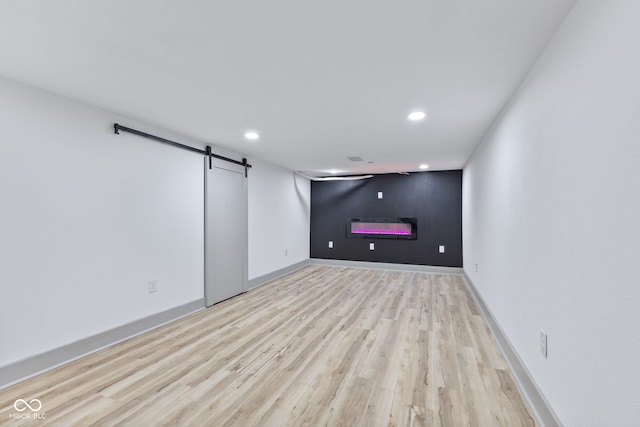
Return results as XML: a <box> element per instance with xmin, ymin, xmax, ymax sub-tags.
<box><xmin>0</xmin><ymin>265</ymin><xmax>537</xmax><ymax>426</ymax></box>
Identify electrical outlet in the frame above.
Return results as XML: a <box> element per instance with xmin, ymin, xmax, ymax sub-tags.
<box><xmin>540</xmin><ymin>330</ymin><xmax>548</xmax><ymax>358</ymax></box>
<box><xmin>369</xmin><ymin>243</ymin><xmax>375</xmax><ymax>250</ymax></box>
<box><xmin>149</xmin><ymin>280</ymin><xmax>158</xmax><ymax>293</ymax></box>
<box><xmin>329</xmin><ymin>241</ymin><xmax>333</xmax><ymax>248</ymax></box>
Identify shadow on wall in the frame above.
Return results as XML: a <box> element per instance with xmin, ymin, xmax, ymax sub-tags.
<box><xmin>293</xmin><ymin>172</ymin><xmax>311</xmax><ymax>216</ymax></box>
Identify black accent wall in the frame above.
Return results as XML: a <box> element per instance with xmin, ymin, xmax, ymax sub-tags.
<box><xmin>310</xmin><ymin>171</ymin><xmax>462</xmax><ymax>267</ymax></box>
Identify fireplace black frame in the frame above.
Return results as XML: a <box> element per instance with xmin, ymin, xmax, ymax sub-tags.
<box><xmin>346</xmin><ymin>217</ymin><xmax>418</xmax><ymax>240</ymax></box>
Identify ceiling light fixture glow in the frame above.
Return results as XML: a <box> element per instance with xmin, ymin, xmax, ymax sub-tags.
<box><xmin>419</xmin><ymin>164</ymin><xmax>429</xmax><ymax>170</ymax></box>
<box><xmin>408</xmin><ymin>111</ymin><xmax>427</xmax><ymax>121</ymax></box>
<box><xmin>244</xmin><ymin>131</ymin><xmax>259</xmax><ymax>140</ymax></box>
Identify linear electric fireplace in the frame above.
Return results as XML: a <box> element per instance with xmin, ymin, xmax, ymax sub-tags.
<box><xmin>347</xmin><ymin>217</ymin><xmax>417</xmax><ymax>240</ymax></box>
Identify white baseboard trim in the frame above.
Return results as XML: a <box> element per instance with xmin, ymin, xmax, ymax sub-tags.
<box><xmin>461</xmin><ymin>272</ymin><xmax>563</xmax><ymax>427</ymax></box>
<box><xmin>310</xmin><ymin>258</ymin><xmax>464</xmax><ymax>274</ymax></box>
<box><xmin>0</xmin><ymin>299</ymin><xmax>205</xmax><ymax>390</ymax></box>
<box><xmin>248</xmin><ymin>259</ymin><xmax>311</xmax><ymax>290</ymax></box>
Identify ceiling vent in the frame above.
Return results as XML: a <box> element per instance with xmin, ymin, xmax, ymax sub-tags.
<box><xmin>347</xmin><ymin>156</ymin><xmax>363</xmax><ymax>162</ymax></box>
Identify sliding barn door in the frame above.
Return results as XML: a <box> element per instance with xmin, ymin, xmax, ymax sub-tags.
<box><xmin>204</xmin><ymin>158</ymin><xmax>248</xmax><ymax>306</ymax></box>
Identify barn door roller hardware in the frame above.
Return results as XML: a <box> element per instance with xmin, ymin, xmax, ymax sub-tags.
<box><xmin>114</xmin><ymin>123</ymin><xmax>251</xmax><ymax>175</ymax></box>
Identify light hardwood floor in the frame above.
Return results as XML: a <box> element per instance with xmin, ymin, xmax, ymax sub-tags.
<box><xmin>0</xmin><ymin>265</ymin><xmax>536</xmax><ymax>426</ymax></box>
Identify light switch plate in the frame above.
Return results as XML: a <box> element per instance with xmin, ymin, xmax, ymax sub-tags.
<box><xmin>439</xmin><ymin>245</ymin><xmax>445</xmax><ymax>253</ymax></box>
<box><xmin>369</xmin><ymin>243</ymin><xmax>375</xmax><ymax>250</ymax></box>
<box><xmin>329</xmin><ymin>241</ymin><xmax>333</xmax><ymax>248</ymax></box>
<box><xmin>377</xmin><ymin>192</ymin><xmax>383</xmax><ymax>199</ymax></box>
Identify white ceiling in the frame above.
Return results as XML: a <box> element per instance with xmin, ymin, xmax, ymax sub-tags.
<box><xmin>0</xmin><ymin>0</ymin><xmax>575</xmax><ymax>176</ymax></box>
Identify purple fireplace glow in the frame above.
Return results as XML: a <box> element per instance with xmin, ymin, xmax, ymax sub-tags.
<box><xmin>351</xmin><ymin>222</ymin><xmax>412</xmax><ymax>235</ymax></box>
<box><xmin>347</xmin><ymin>217</ymin><xmax>417</xmax><ymax>240</ymax></box>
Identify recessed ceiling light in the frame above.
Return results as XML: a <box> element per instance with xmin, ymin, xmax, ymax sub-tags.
<box><xmin>419</xmin><ymin>164</ymin><xmax>429</xmax><ymax>170</ymax></box>
<box><xmin>408</xmin><ymin>111</ymin><xmax>427</xmax><ymax>121</ymax></box>
<box><xmin>329</xmin><ymin>169</ymin><xmax>339</xmax><ymax>174</ymax></box>
<box><xmin>244</xmin><ymin>131</ymin><xmax>259</xmax><ymax>140</ymax></box>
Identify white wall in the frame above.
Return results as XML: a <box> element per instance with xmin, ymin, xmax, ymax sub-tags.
<box><xmin>248</xmin><ymin>159</ymin><xmax>310</xmax><ymax>280</ymax></box>
<box><xmin>463</xmin><ymin>1</ymin><xmax>640</xmax><ymax>426</ymax></box>
<box><xmin>0</xmin><ymin>77</ymin><xmax>311</xmax><ymax>369</ymax></box>
<box><xmin>0</xmin><ymin>78</ymin><xmax>204</xmax><ymax>367</ymax></box>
